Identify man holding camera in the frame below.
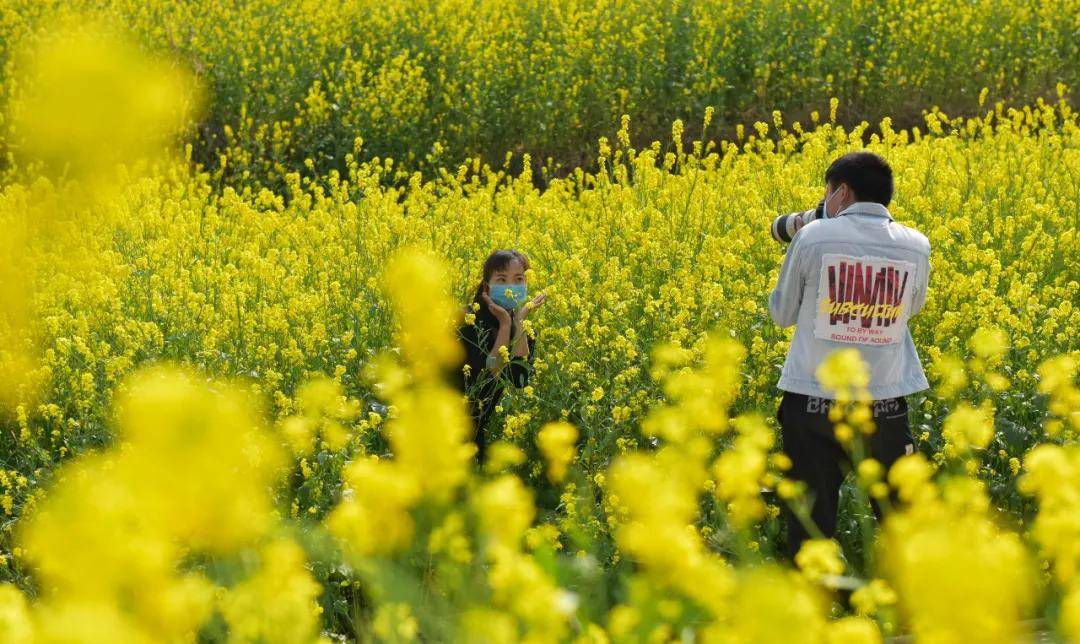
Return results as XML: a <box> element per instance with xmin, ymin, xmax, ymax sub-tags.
<box><xmin>768</xmin><ymin>151</ymin><xmax>931</xmax><ymax>560</ymax></box>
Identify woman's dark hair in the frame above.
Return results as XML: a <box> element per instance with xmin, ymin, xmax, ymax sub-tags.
<box><xmin>824</xmin><ymin>151</ymin><xmax>894</xmax><ymax>206</ymax></box>
<box><xmin>471</xmin><ymin>249</ymin><xmax>530</xmax><ymax>305</ymax></box>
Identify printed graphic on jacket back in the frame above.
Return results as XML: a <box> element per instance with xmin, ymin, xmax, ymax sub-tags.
<box><xmin>814</xmin><ymin>253</ymin><xmax>916</xmax><ymax>346</ymax></box>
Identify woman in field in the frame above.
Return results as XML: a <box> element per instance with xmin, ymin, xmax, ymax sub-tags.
<box><xmin>456</xmin><ymin>249</ymin><xmax>546</xmax><ymax>466</ymax></box>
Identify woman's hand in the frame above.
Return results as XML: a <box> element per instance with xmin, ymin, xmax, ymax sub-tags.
<box><xmin>513</xmin><ymin>292</ymin><xmax>548</xmax><ymax>323</ymax></box>
<box><xmin>481</xmin><ymin>289</ymin><xmax>513</xmax><ymax>326</ymax></box>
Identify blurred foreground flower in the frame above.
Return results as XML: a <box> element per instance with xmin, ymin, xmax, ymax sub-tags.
<box><xmin>7</xmin><ymin>20</ymin><xmax>199</xmax><ymax>184</ymax></box>
<box><xmin>0</xmin><ymin>20</ymin><xmax>199</xmax><ymax>410</ymax></box>
<box><xmin>2</xmin><ymin>366</ymin><xmax>321</xmax><ymax>642</ymax></box>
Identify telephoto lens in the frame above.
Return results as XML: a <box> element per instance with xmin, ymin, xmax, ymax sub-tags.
<box><xmin>770</xmin><ymin>201</ymin><xmax>826</xmax><ymax>243</ymax></box>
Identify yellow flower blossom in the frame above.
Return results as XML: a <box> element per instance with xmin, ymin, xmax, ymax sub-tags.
<box><xmin>795</xmin><ymin>539</ymin><xmax>845</xmax><ymax>582</ymax></box>
<box><xmin>537</xmin><ymin>421</ymin><xmax>578</xmax><ymax>484</ymax></box>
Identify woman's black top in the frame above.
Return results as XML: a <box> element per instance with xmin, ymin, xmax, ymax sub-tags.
<box><xmin>454</xmin><ymin>304</ymin><xmax>536</xmax><ymax>464</ymax></box>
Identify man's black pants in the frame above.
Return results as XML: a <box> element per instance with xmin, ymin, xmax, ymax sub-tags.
<box><xmin>777</xmin><ymin>390</ymin><xmax>914</xmax><ymax>561</ymax></box>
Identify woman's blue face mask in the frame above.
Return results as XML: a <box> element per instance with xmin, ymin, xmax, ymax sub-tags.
<box><xmin>490</xmin><ymin>283</ymin><xmax>527</xmax><ymax>310</ymax></box>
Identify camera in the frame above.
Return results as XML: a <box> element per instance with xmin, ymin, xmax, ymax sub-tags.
<box><xmin>771</xmin><ymin>200</ymin><xmax>825</xmax><ymax>243</ymax></box>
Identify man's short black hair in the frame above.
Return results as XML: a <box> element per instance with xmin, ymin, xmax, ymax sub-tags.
<box><xmin>824</xmin><ymin>151</ymin><xmax>894</xmax><ymax>206</ymax></box>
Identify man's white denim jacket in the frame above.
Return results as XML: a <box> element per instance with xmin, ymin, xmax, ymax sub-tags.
<box><xmin>768</xmin><ymin>201</ymin><xmax>931</xmax><ymax>399</ymax></box>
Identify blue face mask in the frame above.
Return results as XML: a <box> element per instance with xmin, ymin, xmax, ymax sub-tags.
<box><xmin>490</xmin><ymin>283</ymin><xmax>527</xmax><ymax>310</ymax></box>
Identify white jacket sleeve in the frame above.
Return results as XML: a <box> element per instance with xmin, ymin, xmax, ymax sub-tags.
<box><xmin>911</xmin><ymin>251</ymin><xmax>930</xmax><ymax>316</ymax></box>
<box><xmin>768</xmin><ymin>238</ymin><xmax>806</xmax><ymax>328</ymax></box>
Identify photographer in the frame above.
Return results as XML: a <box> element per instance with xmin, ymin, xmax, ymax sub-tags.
<box><xmin>768</xmin><ymin>151</ymin><xmax>932</xmax><ymax>560</ymax></box>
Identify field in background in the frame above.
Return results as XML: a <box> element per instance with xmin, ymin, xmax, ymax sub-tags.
<box><xmin>1</xmin><ymin>0</ymin><xmax>1078</xmax><ymax>186</ymax></box>
<box><xmin>0</xmin><ymin>10</ymin><xmax>1079</xmax><ymax>644</ymax></box>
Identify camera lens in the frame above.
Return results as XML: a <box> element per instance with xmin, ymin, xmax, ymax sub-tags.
<box><xmin>771</xmin><ymin>213</ymin><xmax>800</xmax><ymax>243</ymax></box>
